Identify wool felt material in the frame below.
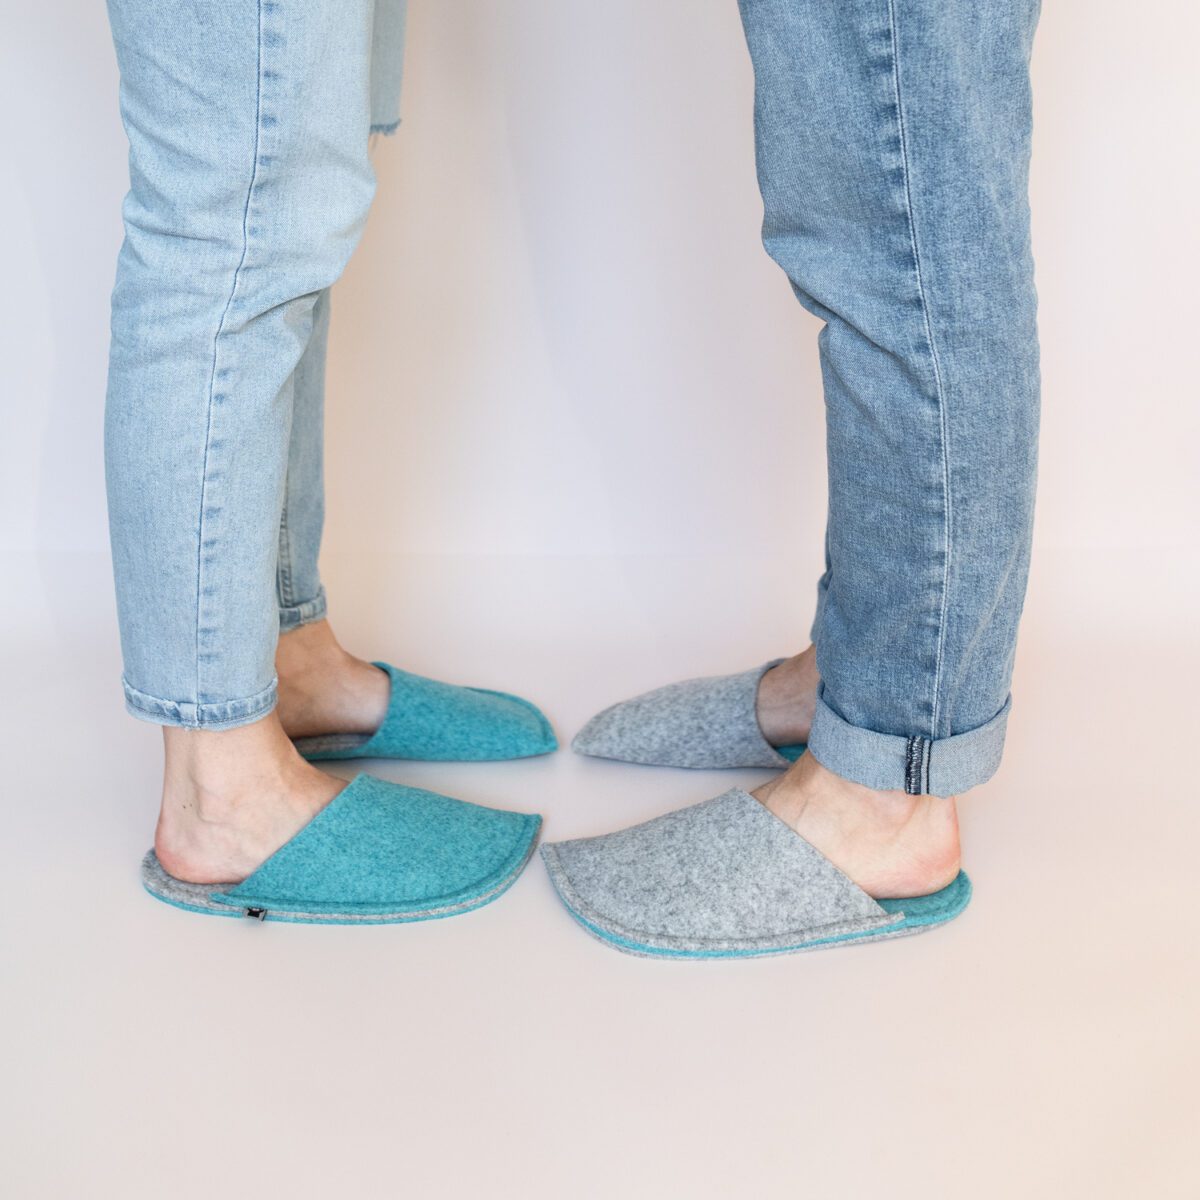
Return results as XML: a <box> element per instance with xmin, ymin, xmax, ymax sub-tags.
<box><xmin>294</xmin><ymin>661</ymin><xmax>557</xmax><ymax>762</ymax></box>
<box><xmin>540</xmin><ymin>787</ymin><xmax>970</xmax><ymax>959</ymax></box>
<box><xmin>142</xmin><ymin>773</ymin><xmax>541</xmax><ymax>924</ymax></box>
<box><xmin>571</xmin><ymin>661</ymin><xmax>805</xmax><ymax>769</ymax></box>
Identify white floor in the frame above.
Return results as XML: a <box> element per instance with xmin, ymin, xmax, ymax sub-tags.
<box><xmin>3</xmin><ymin>548</ymin><xmax>1197</xmax><ymax>1199</ymax></box>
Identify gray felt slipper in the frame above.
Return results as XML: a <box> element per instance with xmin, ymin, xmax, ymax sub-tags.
<box><xmin>571</xmin><ymin>660</ymin><xmax>805</xmax><ymax>769</ymax></box>
<box><xmin>540</xmin><ymin>788</ymin><xmax>971</xmax><ymax>959</ymax></box>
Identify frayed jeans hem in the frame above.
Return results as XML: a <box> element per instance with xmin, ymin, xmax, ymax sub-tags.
<box><xmin>122</xmin><ymin>676</ymin><xmax>278</xmax><ymax>731</ymax></box>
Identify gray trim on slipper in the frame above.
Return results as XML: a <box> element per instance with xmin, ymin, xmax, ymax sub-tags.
<box><xmin>571</xmin><ymin>661</ymin><xmax>794</xmax><ymax>769</ymax></box>
<box><xmin>139</xmin><ymin>774</ymin><xmax>542</xmax><ymax>925</ymax></box>
<box><xmin>141</xmin><ymin>848</ymin><xmax>535</xmax><ymax>924</ymax></box>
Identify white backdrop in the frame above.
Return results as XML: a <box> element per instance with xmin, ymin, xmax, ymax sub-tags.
<box><xmin>3</xmin><ymin>7</ymin><xmax>1199</xmax><ymax>1198</ymax></box>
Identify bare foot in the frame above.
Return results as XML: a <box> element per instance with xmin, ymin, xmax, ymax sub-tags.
<box><xmin>275</xmin><ymin>618</ymin><xmax>390</xmax><ymax>741</ymax></box>
<box><xmin>756</xmin><ymin>645</ymin><xmax>819</xmax><ymax>746</ymax></box>
<box><xmin>155</xmin><ymin>711</ymin><xmax>347</xmax><ymax>884</ymax></box>
<box><xmin>752</xmin><ymin>751</ymin><xmax>961</xmax><ymax>899</ymax></box>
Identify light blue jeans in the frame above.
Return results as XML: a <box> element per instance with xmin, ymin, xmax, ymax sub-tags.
<box><xmin>105</xmin><ymin>0</ymin><xmax>406</xmax><ymax>729</ymax></box>
<box><xmin>737</xmin><ymin>0</ymin><xmax>1042</xmax><ymax>795</ymax></box>
<box><xmin>105</xmin><ymin>1</ymin><xmax>1040</xmax><ymax>798</ymax></box>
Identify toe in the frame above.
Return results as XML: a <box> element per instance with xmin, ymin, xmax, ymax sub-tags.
<box><xmin>570</xmin><ymin>685</ymin><xmax>695</xmax><ymax>765</ymax></box>
<box><xmin>571</xmin><ymin>665</ymin><xmax>787</xmax><ymax>769</ymax></box>
<box><xmin>462</xmin><ymin>687</ymin><xmax>558</xmax><ymax>758</ymax></box>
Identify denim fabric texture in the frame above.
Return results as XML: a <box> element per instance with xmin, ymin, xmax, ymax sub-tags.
<box><xmin>739</xmin><ymin>0</ymin><xmax>1041</xmax><ymax>793</ymax></box>
<box><xmin>104</xmin><ymin>0</ymin><xmax>405</xmax><ymax>729</ymax></box>
<box><xmin>105</xmin><ymin>1</ymin><xmax>1040</xmax><ymax>798</ymax></box>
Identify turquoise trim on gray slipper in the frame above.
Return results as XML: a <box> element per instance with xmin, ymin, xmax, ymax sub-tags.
<box><xmin>540</xmin><ymin>788</ymin><xmax>969</xmax><ymax>959</ymax></box>
<box><xmin>572</xmin><ymin>660</ymin><xmax>804</xmax><ymax>769</ymax></box>
<box><xmin>295</xmin><ymin>661</ymin><xmax>557</xmax><ymax>763</ymax></box>
<box><xmin>142</xmin><ymin>773</ymin><xmax>541</xmax><ymax>924</ymax></box>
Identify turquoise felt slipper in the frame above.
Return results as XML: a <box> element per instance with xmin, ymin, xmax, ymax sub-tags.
<box><xmin>572</xmin><ymin>660</ymin><xmax>805</xmax><ymax>770</ymax></box>
<box><xmin>541</xmin><ymin>787</ymin><xmax>969</xmax><ymax>959</ymax></box>
<box><xmin>294</xmin><ymin>661</ymin><xmax>557</xmax><ymax>763</ymax></box>
<box><xmin>142</xmin><ymin>773</ymin><xmax>541</xmax><ymax>924</ymax></box>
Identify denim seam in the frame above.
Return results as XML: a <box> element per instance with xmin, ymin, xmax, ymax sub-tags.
<box><xmin>195</xmin><ymin>0</ymin><xmax>267</xmax><ymax>707</ymax></box>
<box><xmin>277</xmin><ymin>468</ymin><xmax>295</xmax><ymax>607</ymax></box>
<box><xmin>885</xmin><ymin>0</ymin><xmax>953</xmax><ymax>741</ymax></box>
<box><xmin>904</xmin><ymin>735</ymin><xmax>931</xmax><ymax>796</ymax></box>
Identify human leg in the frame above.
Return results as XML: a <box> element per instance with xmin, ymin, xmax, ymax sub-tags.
<box><xmin>742</xmin><ymin>0</ymin><xmax>1041</xmax><ymax>794</ymax></box>
<box><xmin>105</xmin><ymin>0</ymin><xmax>379</xmax><ymax>731</ymax></box>
<box><xmin>552</xmin><ymin>0</ymin><xmax>1041</xmax><ymax>953</ymax></box>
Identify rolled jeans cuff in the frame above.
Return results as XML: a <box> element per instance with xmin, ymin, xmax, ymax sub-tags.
<box><xmin>278</xmin><ymin>586</ymin><xmax>328</xmax><ymax>633</ymax></box>
<box><xmin>122</xmin><ymin>676</ymin><xmax>278</xmax><ymax>731</ymax></box>
<box><xmin>807</xmin><ymin>685</ymin><xmax>1012</xmax><ymax>797</ymax></box>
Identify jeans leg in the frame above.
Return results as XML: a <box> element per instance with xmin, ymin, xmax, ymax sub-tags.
<box><xmin>105</xmin><ymin>0</ymin><xmax>378</xmax><ymax>729</ymax></box>
<box><xmin>370</xmin><ymin>0</ymin><xmax>408</xmax><ymax>135</ymax></box>
<box><xmin>737</xmin><ymin>0</ymin><xmax>1042</xmax><ymax>795</ymax></box>
<box><xmin>276</xmin><ymin>288</ymin><xmax>331</xmax><ymax>634</ymax></box>
<box><xmin>275</xmin><ymin>0</ymin><xmax>407</xmax><ymax>634</ymax></box>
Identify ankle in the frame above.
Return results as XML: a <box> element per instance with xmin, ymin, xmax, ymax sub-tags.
<box><xmin>276</xmin><ymin>618</ymin><xmax>354</xmax><ymax>681</ymax></box>
<box><xmin>764</xmin><ymin>753</ymin><xmax>956</xmax><ymax>827</ymax></box>
<box><xmin>156</xmin><ymin>716</ymin><xmax>343</xmax><ymax>884</ymax></box>
<box><xmin>757</xmin><ymin>646</ymin><xmax>820</xmax><ymax>746</ymax></box>
<box><xmin>754</xmin><ymin>753</ymin><xmax>962</xmax><ymax>898</ymax></box>
<box><xmin>162</xmin><ymin>713</ymin><xmax>303</xmax><ymax>814</ymax></box>
<box><xmin>274</xmin><ymin>623</ymin><xmax>390</xmax><ymax>739</ymax></box>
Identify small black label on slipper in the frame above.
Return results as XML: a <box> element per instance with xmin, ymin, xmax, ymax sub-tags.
<box><xmin>244</xmin><ymin>907</ymin><xmax>267</xmax><ymax>921</ymax></box>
